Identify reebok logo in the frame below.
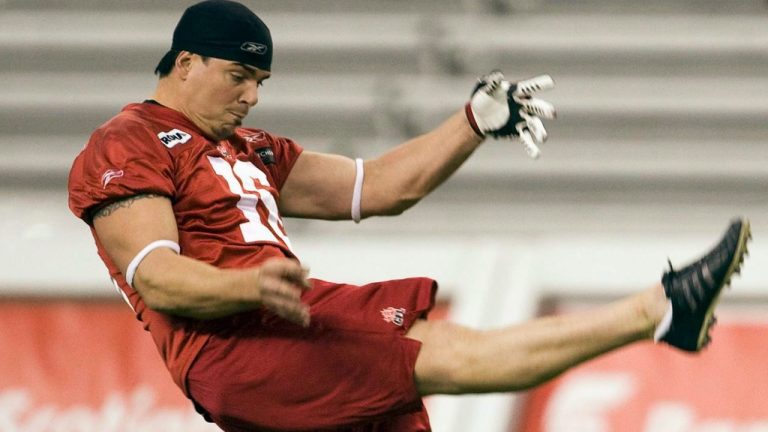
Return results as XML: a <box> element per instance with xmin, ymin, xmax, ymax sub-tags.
<box><xmin>101</xmin><ymin>169</ymin><xmax>124</xmax><ymax>188</ymax></box>
<box><xmin>242</xmin><ymin>131</ymin><xmax>266</xmax><ymax>143</ymax></box>
<box><xmin>241</xmin><ymin>42</ymin><xmax>267</xmax><ymax>55</ymax></box>
<box><xmin>157</xmin><ymin>129</ymin><xmax>191</xmax><ymax>148</ymax></box>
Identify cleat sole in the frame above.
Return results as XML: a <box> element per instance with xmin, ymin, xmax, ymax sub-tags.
<box><xmin>695</xmin><ymin>218</ymin><xmax>751</xmax><ymax>350</ymax></box>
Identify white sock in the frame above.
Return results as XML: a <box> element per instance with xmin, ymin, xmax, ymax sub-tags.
<box><xmin>653</xmin><ymin>300</ymin><xmax>674</xmax><ymax>342</ymax></box>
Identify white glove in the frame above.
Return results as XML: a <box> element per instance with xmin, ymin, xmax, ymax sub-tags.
<box><xmin>465</xmin><ymin>70</ymin><xmax>556</xmax><ymax>159</ymax></box>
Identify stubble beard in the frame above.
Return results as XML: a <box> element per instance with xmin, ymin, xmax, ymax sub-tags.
<box><xmin>210</xmin><ymin>122</ymin><xmax>239</xmax><ymax>141</ymax></box>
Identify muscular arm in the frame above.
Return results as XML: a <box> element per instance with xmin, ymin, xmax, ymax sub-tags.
<box><xmin>92</xmin><ymin>194</ymin><xmax>310</xmax><ymax>324</ymax></box>
<box><xmin>279</xmin><ymin>109</ymin><xmax>484</xmax><ymax>220</ymax></box>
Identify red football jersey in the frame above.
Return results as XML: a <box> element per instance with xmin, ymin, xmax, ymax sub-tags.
<box><xmin>68</xmin><ymin>102</ymin><xmax>303</xmax><ymax>395</ymax></box>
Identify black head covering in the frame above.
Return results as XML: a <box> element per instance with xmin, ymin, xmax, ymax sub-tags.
<box><xmin>171</xmin><ymin>0</ymin><xmax>273</xmax><ymax>71</ymax></box>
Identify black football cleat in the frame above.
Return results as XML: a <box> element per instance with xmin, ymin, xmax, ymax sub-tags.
<box><xmin>655</xmin><ymin>217</ymin><xmax>751</xmax><ymax>352</ymax></box>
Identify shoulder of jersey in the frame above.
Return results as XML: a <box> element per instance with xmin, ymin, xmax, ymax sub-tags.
<box><xmin>106</xmin><ymin>104</ymin><xmax>204</xmax><ymax>151</ymax></box>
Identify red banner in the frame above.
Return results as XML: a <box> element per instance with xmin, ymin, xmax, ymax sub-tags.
<box><xmin>518</xmin><ymin>321</ymin><xmax>768</xmax><ymax>432</ymax></box>
<box><xmin>0</xmin><ymin>300</ymin><xmax>219</xmax><ymax>432</ymax></box>
<box><xmin>0</xmin><ymin>299</ymin><xmax>452</xmax><ymax>432</ymax></box>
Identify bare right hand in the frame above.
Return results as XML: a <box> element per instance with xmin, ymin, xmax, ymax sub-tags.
<box><xmin>253</xmin><ymin>258</ymin><xmax>312</xmax><ymax>327</ymax></box>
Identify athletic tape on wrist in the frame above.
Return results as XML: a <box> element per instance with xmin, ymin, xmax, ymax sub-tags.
<box><xmin>125</xmin><ymin>240</ymin><xmax>181</xmax><ymax>288</ymax></box>
<box><xmin>464</xmin><ymin>103</ymin><xmax>485</xmax><ymax>138</ymax></box>
<box><xmin>351</xmin><ymin>158</ymin><xmax>364</xmax><ymax>223</ymax></box>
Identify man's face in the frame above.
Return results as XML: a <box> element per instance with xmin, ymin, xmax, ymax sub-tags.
<box><xmin>181</xmin><ymin>54</ymin><xmax>270</xmax><ymax>141</ymax></box>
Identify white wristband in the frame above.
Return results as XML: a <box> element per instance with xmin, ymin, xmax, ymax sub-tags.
<box><xmin>351</xmin><ymin>158</ymin><xmax>364</xmax><ymax>223</ymax></box>
<box><xmin>125</xmin><ymin>240</ymin><xmax>180</xmax><ymax>288</ymax></box>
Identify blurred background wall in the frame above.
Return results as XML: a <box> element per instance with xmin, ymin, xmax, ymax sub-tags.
<box><xmin>1</xmin><ymin>1</ymin><xmax>767</xmax><ymax>431</ymax></box>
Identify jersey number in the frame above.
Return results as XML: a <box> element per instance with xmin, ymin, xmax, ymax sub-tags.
<box><xmin>207</xmin><ymin>156</ymin><xmax>293</xmax><ymax>251</ymax></box>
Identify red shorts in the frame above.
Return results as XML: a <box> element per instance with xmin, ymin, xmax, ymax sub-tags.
<box><xmin>187</xmin><ymin>277</ymin><xmax>438</xmax><ymax>432</ymax></box>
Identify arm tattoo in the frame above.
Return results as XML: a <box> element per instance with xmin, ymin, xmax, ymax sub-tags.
<box><xmin>92</xmin><ymin>194</ymin><xmax>165</xmax><ymax>220</ymax></box>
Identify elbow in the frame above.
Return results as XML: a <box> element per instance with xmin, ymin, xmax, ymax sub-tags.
<box><xmin>132</xmin><ymin>270</ymin><xmax>232</xmax><ymax>320</ymax></box>
<box><xmin>382</xmin><ymin>196</ymin><xmax>420</xmax><ymax>216</ymax></box>
<box><xmin>127</xmin><ymin>252</ymin><xmax>238</xmax><ymax>320</ymax></box>
<box><xmin>388</xmin><ymin>185</ymin><xmax>428</xmax><ymax>215</ymax></box>
<box><xmin>133</xmin><ymin>269</ymin><xmax>179</xmax><ymax>313</ymax></box>
<box><xmin>128</xmin><ymin>249</ymin><xmax>183</xmax><ymax>313</ymax></box>
<box><xmin>142</xmin><ymin>295</ymin><xmax>173</xmax><ymax>314</ymax></box>
<box><xmin>364</xmin><ymin>161</ymin><xmax>430</xmax><ymax>217</ymax></box>
<box><xmin>370</xmin><ymin>189</ymin><xmax>423</xmax><ymax>217</ymax></box>
<box><xmin>133</xmin><ymin>277</ymin><xmax>169</xmax><ymax>312</ymax></box>
<box><xmin>134</xmin><ymin>282</ymin><xmax>205</xmax><ymax>318</ymax></box>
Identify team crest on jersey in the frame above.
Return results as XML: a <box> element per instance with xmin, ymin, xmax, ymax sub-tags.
<box><xmin>381</xmin><ymin>307</ymin><xmax>406</xmax><ymax>326</ymax></box>
<box><xmin>157</xmin><ymin>128</ymin><xmax>192</xmax><ymax>148</ymax></box>
<box><xmin>101</xmin><ymin>168</ymin><xmax>124</xmax><ymax>188</ymax></box>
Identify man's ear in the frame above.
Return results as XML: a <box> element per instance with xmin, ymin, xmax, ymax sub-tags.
<box><xmin>175</xmin><ymin>51</ymin><xmax>195</xmax><ymax>80</ymax></box>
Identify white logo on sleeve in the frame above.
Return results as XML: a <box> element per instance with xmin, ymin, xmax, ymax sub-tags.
<box><xmin>157</xmin><ymin>129</ymin><xmax>192</xmax><ymax>148</ymax></box>
<box><xmin>101</xmin><ymin>169</ymin><xmax>124</xmax><ymax>188</ymax></box>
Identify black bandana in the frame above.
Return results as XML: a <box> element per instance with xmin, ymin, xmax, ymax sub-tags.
<box><xmin>171</xmin><ymin>0</ymin><xmax>273</xmax><ymax>71</ymax></box>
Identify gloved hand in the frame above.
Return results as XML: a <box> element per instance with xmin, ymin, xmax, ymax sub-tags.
<box><xmin>465</xmin><ymin>70</ymin><xmax>556</xmax><ymax>159</ymax></box>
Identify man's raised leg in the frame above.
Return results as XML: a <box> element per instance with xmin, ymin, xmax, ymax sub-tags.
<box><xmin>407</xmin><ymin>218</ymin><xmax>751</xmax><ymax>396</ymax></box>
